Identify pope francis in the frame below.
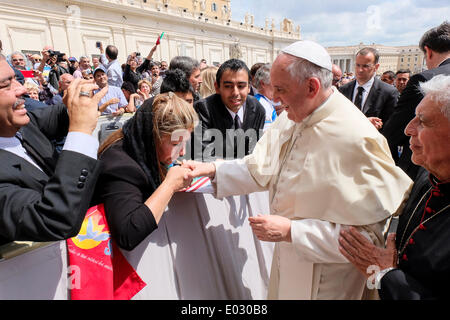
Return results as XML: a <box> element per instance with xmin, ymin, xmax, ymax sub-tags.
<box><xmin>185</xmin><ymin>40</ymin><xmax>413</xmax><ymax>300</ymax></box>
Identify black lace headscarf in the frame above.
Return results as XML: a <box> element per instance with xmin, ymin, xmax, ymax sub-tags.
<box><xmin>122</xmin><ymin>100</ymin><xmax>161</xmax><ymax>193</ymax></box>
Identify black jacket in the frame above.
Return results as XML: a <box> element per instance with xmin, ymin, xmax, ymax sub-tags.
<box><xmin>339</xmin><ymin>77</ymin><xmax>399</xmax><ymax>134</ymax></box>
<box><xmin>123</xmin><ymin>59</ymin><xmax>152</xmax><ymax>91</ymax></box>
<box><xmin>0</xmin><ymin>105</ymin><xmax>100</xmax><ymax>244</ymax></box>
<box><xmin>191</xmin><ymin>94</ymin><xmax>265</xmax><ymax>161</ymax></box>
<box><xmin>93</xmin><ymin>139</ymin><xmax>158</xmax><ymax>251</ymax></box>
<box><xmin>380</xmin><ymin>168</ymin><xmax>450</xmax><ymax>299</ymax></box>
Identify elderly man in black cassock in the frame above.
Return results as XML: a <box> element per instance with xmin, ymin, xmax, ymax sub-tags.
<box><xmin>339</xmin><ymin>74</ymin><xmax>450</xmax><ymax>299</ymax></box>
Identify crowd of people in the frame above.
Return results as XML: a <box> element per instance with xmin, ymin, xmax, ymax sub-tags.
<box><xmin>0</xmin><ymin>20</ymin><xmax>449</xmax><ymax>300</ymax></box>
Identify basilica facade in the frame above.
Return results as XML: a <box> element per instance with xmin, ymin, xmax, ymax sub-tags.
<box><xmin>0</xmin><ymin>0</ymin><xmax>301</xmax><ymax>65</ymax></box>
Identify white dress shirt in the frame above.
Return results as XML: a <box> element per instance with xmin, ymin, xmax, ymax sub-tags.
<box><xmin>225</xmin><ymin>102</ymin><xmax>246</xmax><ymax>123</ymax></box>
<box><xmin>352</xmin><ymin>75</ymin><xmax>375</xmax><ymax>112</ymax></box>
<box><xmin>0</xmin><ymin>132</ymin><xmax>99</xmax><ymax>171</ymax></box>
<box><xmin>0</xmin><ymin>136</ymin><xmax>42</xmax><ymax>170</ymax></box>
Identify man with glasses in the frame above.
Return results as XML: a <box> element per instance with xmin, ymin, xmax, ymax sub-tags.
<box><xmin>30</xmin><ymin>54</ymin><xmax>42</xmax><ymax>69</ymax></box>
<box><xmin>339</xmin><ymin>47</ymin><xmax>398</xmax><ymax>133</ymax></box>
<box><xmin>10</xmin><ymin>52</ymin><xmax>27</xmax><ymax>71</ymax></box>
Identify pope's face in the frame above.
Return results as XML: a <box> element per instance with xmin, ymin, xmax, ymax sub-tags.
<box><xmin>405</xmin><ymin>95</ymin><xmax>450</xmax><ymax>178</ymax></box>
<box><xmin>0</xmin><ymin>60</ymin><xmax>29</xmax><ymax>137</ymax></box>
<box><xmin>271</xmin><ymin>54</ymin><xmax>313</xmax><ymax>123</ymax></box>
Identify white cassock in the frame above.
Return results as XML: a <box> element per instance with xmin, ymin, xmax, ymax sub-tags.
<box><xmin>211</xmin><ymin>88</ymin><xmax>413</xmax><ymax>300</ymax></box>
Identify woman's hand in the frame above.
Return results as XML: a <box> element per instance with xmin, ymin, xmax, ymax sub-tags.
<box><xmin>183</xmin><ymin>160</ymin><xmax>216</xmax><ymax>179</ymax></box>
<box><xmin>130</xmin><ymin>93</ymin><xmax>140</xmax><ymax>100</ymax></box>
<box><xmin>165</xmin><ymin>166</ymin><xmax>193</xmax><ymax>192</ymax></box>
<box><xmin>137</xmin><ymin>89</ymin><xmax>149</xmax><ymax>100</ymax></box>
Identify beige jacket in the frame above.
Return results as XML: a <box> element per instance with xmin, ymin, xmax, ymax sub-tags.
<box><xmin>213</xmin><ymin>89</ymin><xmax>412</xmax><ymax>299</ymax></box>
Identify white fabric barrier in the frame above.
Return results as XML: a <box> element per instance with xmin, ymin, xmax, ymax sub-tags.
<box><xmin>0</xmin><ymin>191</ymin><xmax>273</xmax><ymax>300</ymax></box>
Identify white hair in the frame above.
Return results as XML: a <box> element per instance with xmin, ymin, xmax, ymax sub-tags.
<box><xmin>253</xmin><ymin>63</ymin><xmax>271</xmax><ymax>90</ymax></box>
<box><xmin>420</xmin><ymin>74</ymin><xmax>450</xmax><ymax>120</ymax></box>
<box><xmin>284</xmin><ymin>53</ymin><xmax>333</xmax><ymax>89</ymax></box>
<box><xmin>10</xmin><ymin>51</ymin><xmax>25</xmax><ymax>58</ymax></box>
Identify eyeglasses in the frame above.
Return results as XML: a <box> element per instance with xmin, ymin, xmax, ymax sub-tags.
<box><xmin>355</xmin><ymin>63</ymin><xmax>375</xmax><ymax>70</ymax></box>
<box><xmin>12</xmin><ymin>58</ymin><xmax>24</xmax><ymax>62</ymax></box>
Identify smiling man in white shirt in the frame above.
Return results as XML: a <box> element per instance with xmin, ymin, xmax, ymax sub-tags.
<box><xmin>191</xmin><ymin>59</ymin><xmax>266</xmax><ymax>161</ymax></box>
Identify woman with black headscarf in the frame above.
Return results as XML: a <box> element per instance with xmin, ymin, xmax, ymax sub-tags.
<box><xmin>93</xmin><ymin>92</ymin><xmax>198</xmax><ymax>250</ymax></box>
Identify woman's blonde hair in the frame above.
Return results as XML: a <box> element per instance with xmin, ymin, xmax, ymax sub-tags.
<box><xmin>199</xmin><ymin>66</ymin><xmax>218</xmax><ymax>98</ymax></box>
<box><xmin>99</xmin><ymin>92</ymin><xmax>198</xmax><ymax>180</ymax></box>
<box><xmin>151</xmin><ymin>92</ymin><xmax>198</xmax><ymax>144</ymax></box>
<box><xmin>138</xmin><ymin>79</ymin><xmax>152</xmax><ymax>91</ymax></box>
<box><xmin>23</xmin><ymin>81</ymin><xmax>39</xmax><ymax>94</ymax></box>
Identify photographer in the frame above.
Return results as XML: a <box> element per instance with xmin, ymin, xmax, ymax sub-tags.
<box><xmin>37</xmin><ymin>49</ymin><xmax>68</xmax><ymax>91</ymax></box>
<box><xmin>123</xmin><ymin>45</ymin><xmax>158</xmax><ymax>91</ymax></box>
<box><xmin>123</xmin><ymin>54</ymin><xmax>142</xmax><ymax>92</ymax></box>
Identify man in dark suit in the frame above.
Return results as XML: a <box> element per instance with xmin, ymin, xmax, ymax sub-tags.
<box><xmin>339</xmin><ymin>47</ymin><xmax>398</xmax><ymax>133</ymax></box>
<box><xmin>191</xmin><ymin>59</ymin><xmax>265</xmax><ymax>161</ymax></box>
<box><xmin>383</xmin><ymin>21</ymin><xmax>450</xmax><ymax>179</ymax></box>
<box><xmin>0</xmin><ymin>54</ymin><xmax>107</xmax><ymax>245</ymax></box>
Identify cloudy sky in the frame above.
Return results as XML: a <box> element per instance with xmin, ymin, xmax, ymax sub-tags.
<box><xmin>230</xmin><ymin>0</ymin><xmax>449</xmax><ymax>47</ymax></box>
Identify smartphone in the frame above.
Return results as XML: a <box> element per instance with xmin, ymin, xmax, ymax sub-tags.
<box><xmin>96</xmin><ymin>41</ymin><xmax>102</xmax><ymax>48</ymax></box>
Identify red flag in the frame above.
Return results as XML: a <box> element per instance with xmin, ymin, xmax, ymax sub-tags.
<box><xmin>67</xmin><ymin>204</ymin><xmax>146</xmax><ymax>300</ymax></box>
<box><xmin>156</xmin><ymin>32</ymin><xmax>164</xmax><ymax>45</ymax></box>
<box><xmin>20</xmin><ymin>70</ymin><xmax>34</xmax><ymax>78</ymax></box>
